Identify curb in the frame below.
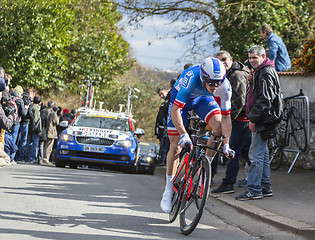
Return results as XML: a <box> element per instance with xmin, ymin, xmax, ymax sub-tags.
<box><xmin>210</xmin><ymin>194</ymin><xmax>315</xmax><ymax>239</ymax></box>
<box><xmin>155</xmin><ymin>166</ymin><xmax>315</xmax><ymax>239</ymax></box>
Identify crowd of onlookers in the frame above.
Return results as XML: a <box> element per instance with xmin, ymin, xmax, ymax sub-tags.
<box><xmin>0</xmin><ymin>66</ymin><xmax>76</xmax><ymax>167</ymax></box>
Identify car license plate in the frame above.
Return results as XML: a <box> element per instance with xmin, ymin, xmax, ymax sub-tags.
<box><xmin>83</xmin><ymin>146</ymin><xmax>105</xmax><ymax>153</ymax></box>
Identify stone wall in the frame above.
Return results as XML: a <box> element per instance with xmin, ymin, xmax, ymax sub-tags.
<box><xmin>278</xmin><ymin>72</ymin><xmax>315</xmax><ymax>170</ymax></box>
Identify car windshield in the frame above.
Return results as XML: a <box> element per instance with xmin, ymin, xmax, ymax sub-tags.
<box><xmin>139</xmin><ymin>143</ymin><xmax>156</xmax><ymax>155</ymax></box>
<box><xmin>72</xmin><ymin>114</ymin><xmax>130</xmax><ymax>131</ymax></box>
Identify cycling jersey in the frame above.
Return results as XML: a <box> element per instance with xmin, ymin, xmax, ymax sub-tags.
<box><xmin>167</xmin><ymin>65</ymin><xmax>232</xmax><ymax>136</ymax></box>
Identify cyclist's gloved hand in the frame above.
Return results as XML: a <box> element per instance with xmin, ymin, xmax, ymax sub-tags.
<box><xmin>223</xmin><ymin>144</ymin><xmax>235</xmax><ymax>159</ymax></box>
<box><xmin>178</xmin><ymin>133</ymin><xmax>192</xmax><ymax>147</ymax></box>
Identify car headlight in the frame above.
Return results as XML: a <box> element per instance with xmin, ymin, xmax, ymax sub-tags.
<box><xmin>145</xmin><ymin>156</ymin><xmax>152</xmax><ymax>162</ymax></box>
<box><xmin>116</xmin><ymin>140</ymin><xmax>133</xmax><ymax>148</ymax></box>
<box><xmin>60</xmin><ymin>133</ymin><xmax>74</xmax><ymax>142</ymax></box>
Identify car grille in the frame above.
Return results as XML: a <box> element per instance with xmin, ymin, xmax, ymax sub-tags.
<box><xmin>76</xmin><ymin>136</ymin><xmax>115</xmax><ymax>146</ymax></box>
<box><xmin>66</xmin><ymin>150</ymin><xmax>131</xmax><ymax>161</ymax></box>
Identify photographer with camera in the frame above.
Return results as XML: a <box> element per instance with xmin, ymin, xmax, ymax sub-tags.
<box><xmin>0</xmin><ymin>74</ymin><xmax>14</xmax><ymax>167</ymax></box>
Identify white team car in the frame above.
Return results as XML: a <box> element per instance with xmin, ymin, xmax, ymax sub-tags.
<box><xmin>55</xmin><ymin>109</ymin><xmax>145</xmax><ymax>172</ymax></box>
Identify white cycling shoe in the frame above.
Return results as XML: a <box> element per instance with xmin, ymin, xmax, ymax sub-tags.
<box><xmin>160</xmin><ymin>191</ymin><xmax>173</xmax><ymax>213</ymax></box>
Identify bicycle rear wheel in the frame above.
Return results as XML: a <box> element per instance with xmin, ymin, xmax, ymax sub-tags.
<box><xmin>289</xmin><ymin>106</ymin><xmax>308</xmax><ymax>152</ymax></box>
<box><xmin>169</xmin><ymin>152</ymin><xmax>189</xmax><ymax>223</ymax></box>
<box><xmin>268</xmin><ymin>126</ymin><xmax>282</xmax><ymax>170</ymax></box>
<box><xmin>179</xmin><ymin>156</ymin><xmax>211</xmax><ymax>235</ymax></box>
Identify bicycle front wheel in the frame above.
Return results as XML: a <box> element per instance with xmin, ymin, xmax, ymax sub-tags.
<box><xmin>289</xmin><ymin>106</ymin><xmax>308</xmax><ymax>152</ymax></box>
<box><xmin>169</xmin><ymin>152</ymin><xmax>189</xmax><ymax>223</ymax></box>
<box><xmin>179</xmin><ymin>156</ymin><xmax>211</xmax><ymax>235</ymax></box>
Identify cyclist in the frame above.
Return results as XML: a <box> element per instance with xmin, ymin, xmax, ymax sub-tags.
<box><xmin>160</xmin><ymin>57</ymin><xmax>235</xmax><ymax>213</ymax></box>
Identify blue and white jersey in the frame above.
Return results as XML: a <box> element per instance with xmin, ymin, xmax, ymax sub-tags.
<box><xmin>172</xmin><ymin>64</ymin><xmax>232</xmax><ymax>115</ymax></box>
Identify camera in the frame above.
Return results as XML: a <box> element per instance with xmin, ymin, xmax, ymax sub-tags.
<box><xmin>1</xmin><ymin>96</ymin><xmax>16</xmax><ymax>117</ymax></box>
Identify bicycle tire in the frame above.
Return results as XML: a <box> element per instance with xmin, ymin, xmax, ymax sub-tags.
<box><xmin>179</xmin><ymin>156</ymin><xmax>211</xmax><ymax>235</ymax></box>
<box><xmin>289</xmin><ymin>106</ymin><xmax>308</xmax><ymax>152</ymax></box>
<box><xmin>268</xmin><ymin>127</ymin><xmax>282</xmax><ymax>170</ymax></box>
<box><xmin>169</xmin><ymin>152</ymin><xmax>189</xmax><ymax>223</ymax></box>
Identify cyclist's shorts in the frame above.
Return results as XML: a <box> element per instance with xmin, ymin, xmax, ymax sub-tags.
<box><xmin>167</xmin><ymin>96</ymin><xmax>221</xmax><ymax>136</ymax></box>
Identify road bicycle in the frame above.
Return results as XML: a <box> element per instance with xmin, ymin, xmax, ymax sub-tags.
<box><xmin>268</xmin><ymin>90</ymin><xmax>307</xmax><ymax>170</ymax></box>
<box><xmin>168</xmin><ymin>116</ymin><xmax>228</xmax><ymax>235</ymax></box>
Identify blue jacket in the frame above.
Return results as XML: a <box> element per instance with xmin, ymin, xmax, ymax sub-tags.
<box><xmin>266</xmin><ymin>32</ymin><xmax>291</xmax><ymax>72</ymax></box>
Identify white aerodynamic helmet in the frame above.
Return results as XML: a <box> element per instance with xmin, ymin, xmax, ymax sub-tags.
<box><xmin>200</xmin><ymin>57</ymin><xmax>226</xmax><ymax>87</ymax></box>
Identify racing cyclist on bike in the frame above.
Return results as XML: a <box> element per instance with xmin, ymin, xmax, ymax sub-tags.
<box><xmin>161</xmin><ymin>57</ymin><xmax>235</xmax><ymax>213</ymax></box>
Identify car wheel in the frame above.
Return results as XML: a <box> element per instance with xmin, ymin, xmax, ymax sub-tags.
<box><xmin>55</xmin><ymin>159</ymin><xmax>66</xmax><ymax>168</ymax></box>
<box><xmin>147</xmin><ymin>165</ymin><xmax>156</xmax><ymax>175</ymax></box>
<box><xmin>69</xmin><ymin>162</ymin><xmax>78</xmax><ymax>169</ymax></box>
<box><xmin>124</xmin><ymin>166</ymin><xmax>137</xmax><ymax>174</ymax></box>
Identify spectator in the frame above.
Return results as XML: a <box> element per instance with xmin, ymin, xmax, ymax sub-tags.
<box><xmin>57</xmin><ymin>106</ymin><xmax>62</xmax><ymax>117</ymax></box>
<box><xmin>0</xmin><ymin>76</ymin><xmax>13</xmax><ymax>166</ymax></box>
<box><xmin>27</xmin><ymin>95</ymin><xmax>42</xmax><ymax>163</ymax></box>
<box><xmin>4</xmin><ymin>131</ymin><xmax>18</xmax><ymax>164</ymax></box>
<box><xmin>37</xmin><ymin>103</ymin><xmax>47</xmax><ymax>164</ymax></box>
<box><xmin>16</xmin><ymin>88</ymin><xmax>34</xmax><ymax>161</ymax></box>
<box><xmin>70</xmin><ymin>109</ymin><xmax>76</xmax><ymax>120</ymax></box>
<box><xmin>237</xmin><ymin>60</ymin><xmax>255</xmax><ymax>188</ymax></box>
<box><xmin>43</xmin><ymin>105</ymin><xmax>59</xmax><ymax>165</ymax></box>
<box><xmin>9</xmin><ymin>85</ymin><xmax>27</xmax><ymax>163</ymax></box>
<box><xmin>236</xmin><ymin>45</ymin><xmax>282</xmax><ymax>201</ymax></box>
<box><xmin>43</xmin><ymin>100</ymin><xmax>53</xmax><ymax>118</ymax></box>
<box><xmin>211</xmin><ymin>50</ymin><xmax>251</xmax><ymax>194</ymax></box>
<box><xmin>60</xmin><ymin>108</ymin><xmax>72</xmax><ymax>123</ymax></box>
<box><xmin>58</xmin><ymin>108</ymin><xmax>72</xmax><ymax>135</ymax></box>
<box><xmin>260</xmin><ymin>24</ymin><xmax>291</xmax><ymax>72</ymax></box>
<box><xmin>155</xmin><ymin>87</ymin><xmax>171</xmax><ymax>165</ymax></box>
<box><xmin>3</xmin><ymin>73</ymin><xmax>12</xmax><ymax>99</ymax></box>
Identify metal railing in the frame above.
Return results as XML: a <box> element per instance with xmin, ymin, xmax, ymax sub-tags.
<box><xmin>284</xmin><ymin>91</ymin><xmax>315</xmax><ymax>173</ymax></box>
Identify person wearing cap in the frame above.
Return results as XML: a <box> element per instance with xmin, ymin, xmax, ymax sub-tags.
<box><xmin>60</xmin><ymin>108</ymin><xmax>72</xmax><ymax>123</ymax></box>
<box><xmin>27</xmin><ymin>95</ymin><xmax>42</xmax><ymax>163</ymax></box>
<box><xmin>9</xmin><ymin>85</ymin><xmax>27</xmax><ymax>163</ymax></box>
<box><xmin>43</xmin><ymin>105</ymin><xmax>59</xmax><ymax>165</ymax></box>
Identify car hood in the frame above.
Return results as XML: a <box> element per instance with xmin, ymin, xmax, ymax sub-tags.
<box><xmin>65</xmin><ymin>126</ymin><xmax>133</xmax><ymax>140</ymax></box>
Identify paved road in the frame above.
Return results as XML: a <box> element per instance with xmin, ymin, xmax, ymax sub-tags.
<box><xmin>0</xmin><ymin>164</ymin><xmax>307</xmax><ymax>239</ymax></box>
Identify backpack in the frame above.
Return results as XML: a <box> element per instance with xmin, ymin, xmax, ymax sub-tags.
<box><xmin>9</xmin><ymin>97</ymin><xmax>19</xmax><ymax>122</ymax></box>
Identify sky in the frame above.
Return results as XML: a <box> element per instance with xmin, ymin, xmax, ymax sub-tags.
<box><xmin>121</xmin><ymin>16</ymin><xmax>201</xmax><ymax>71</ymax></box>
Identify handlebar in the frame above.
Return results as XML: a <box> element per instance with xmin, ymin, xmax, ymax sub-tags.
<box><xmin>283</xmin><ymin>89</ymin><xmax>304</xmax><ymax>101</ymax></box>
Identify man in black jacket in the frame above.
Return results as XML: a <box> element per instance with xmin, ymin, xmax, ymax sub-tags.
<box><xmin>155</xmin><ymin>88</ymin><xmax>171</xmax><ymax>165</ymax></box>
<box><xmin>212</xmin><ymin>50</ymin><xmax>251</xmax><ymax>194</ymax></box>
<box><xmin>236</xmin><ymin>45</ymin><xmax>282</xmax><ymax>201</ymax></box>
<box><xmin>16</xmin><ymin>88</ymin><xmax>34</xmax><ymax>161</ymax></box>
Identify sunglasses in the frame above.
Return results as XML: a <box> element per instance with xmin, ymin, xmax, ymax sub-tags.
<box><xmin>206</xmin><ymin>80</ymin><xmax>221</xmax><ymax>87</ymax></box>
<box><xmin>201</xmin><ymin>72</ymin><xmax>222</xmax><ymax>87</ymax></box>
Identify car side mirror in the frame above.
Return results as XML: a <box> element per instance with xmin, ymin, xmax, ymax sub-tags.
<box><xmin>59</xmin><ymin>120</ymin><xmax>69</xmax><ymax>128</ymax></box>
<box><xmin>134</xmin><ymin>128</ymin><xmax>145</xmax><ymax>136</ymax></box>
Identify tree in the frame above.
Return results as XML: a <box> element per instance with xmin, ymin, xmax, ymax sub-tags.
<box><xmin>0</xmin><ymin>0</ymin><xmax>133</xmax><ymax>91</ymax></box>
<box><xmin>118</xmin><ymin>0</ymin><xmax>314</xmax><ymax>63</ymax></box>
<box><xmin>0</xmin><ymin>0</ymin><xmax>75</xmax><ymax>89</ymax></box>
<box><xmin>66</xmin><ymin>0</ymin><xmax>134</xmax><ymax>89</ymax></box>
